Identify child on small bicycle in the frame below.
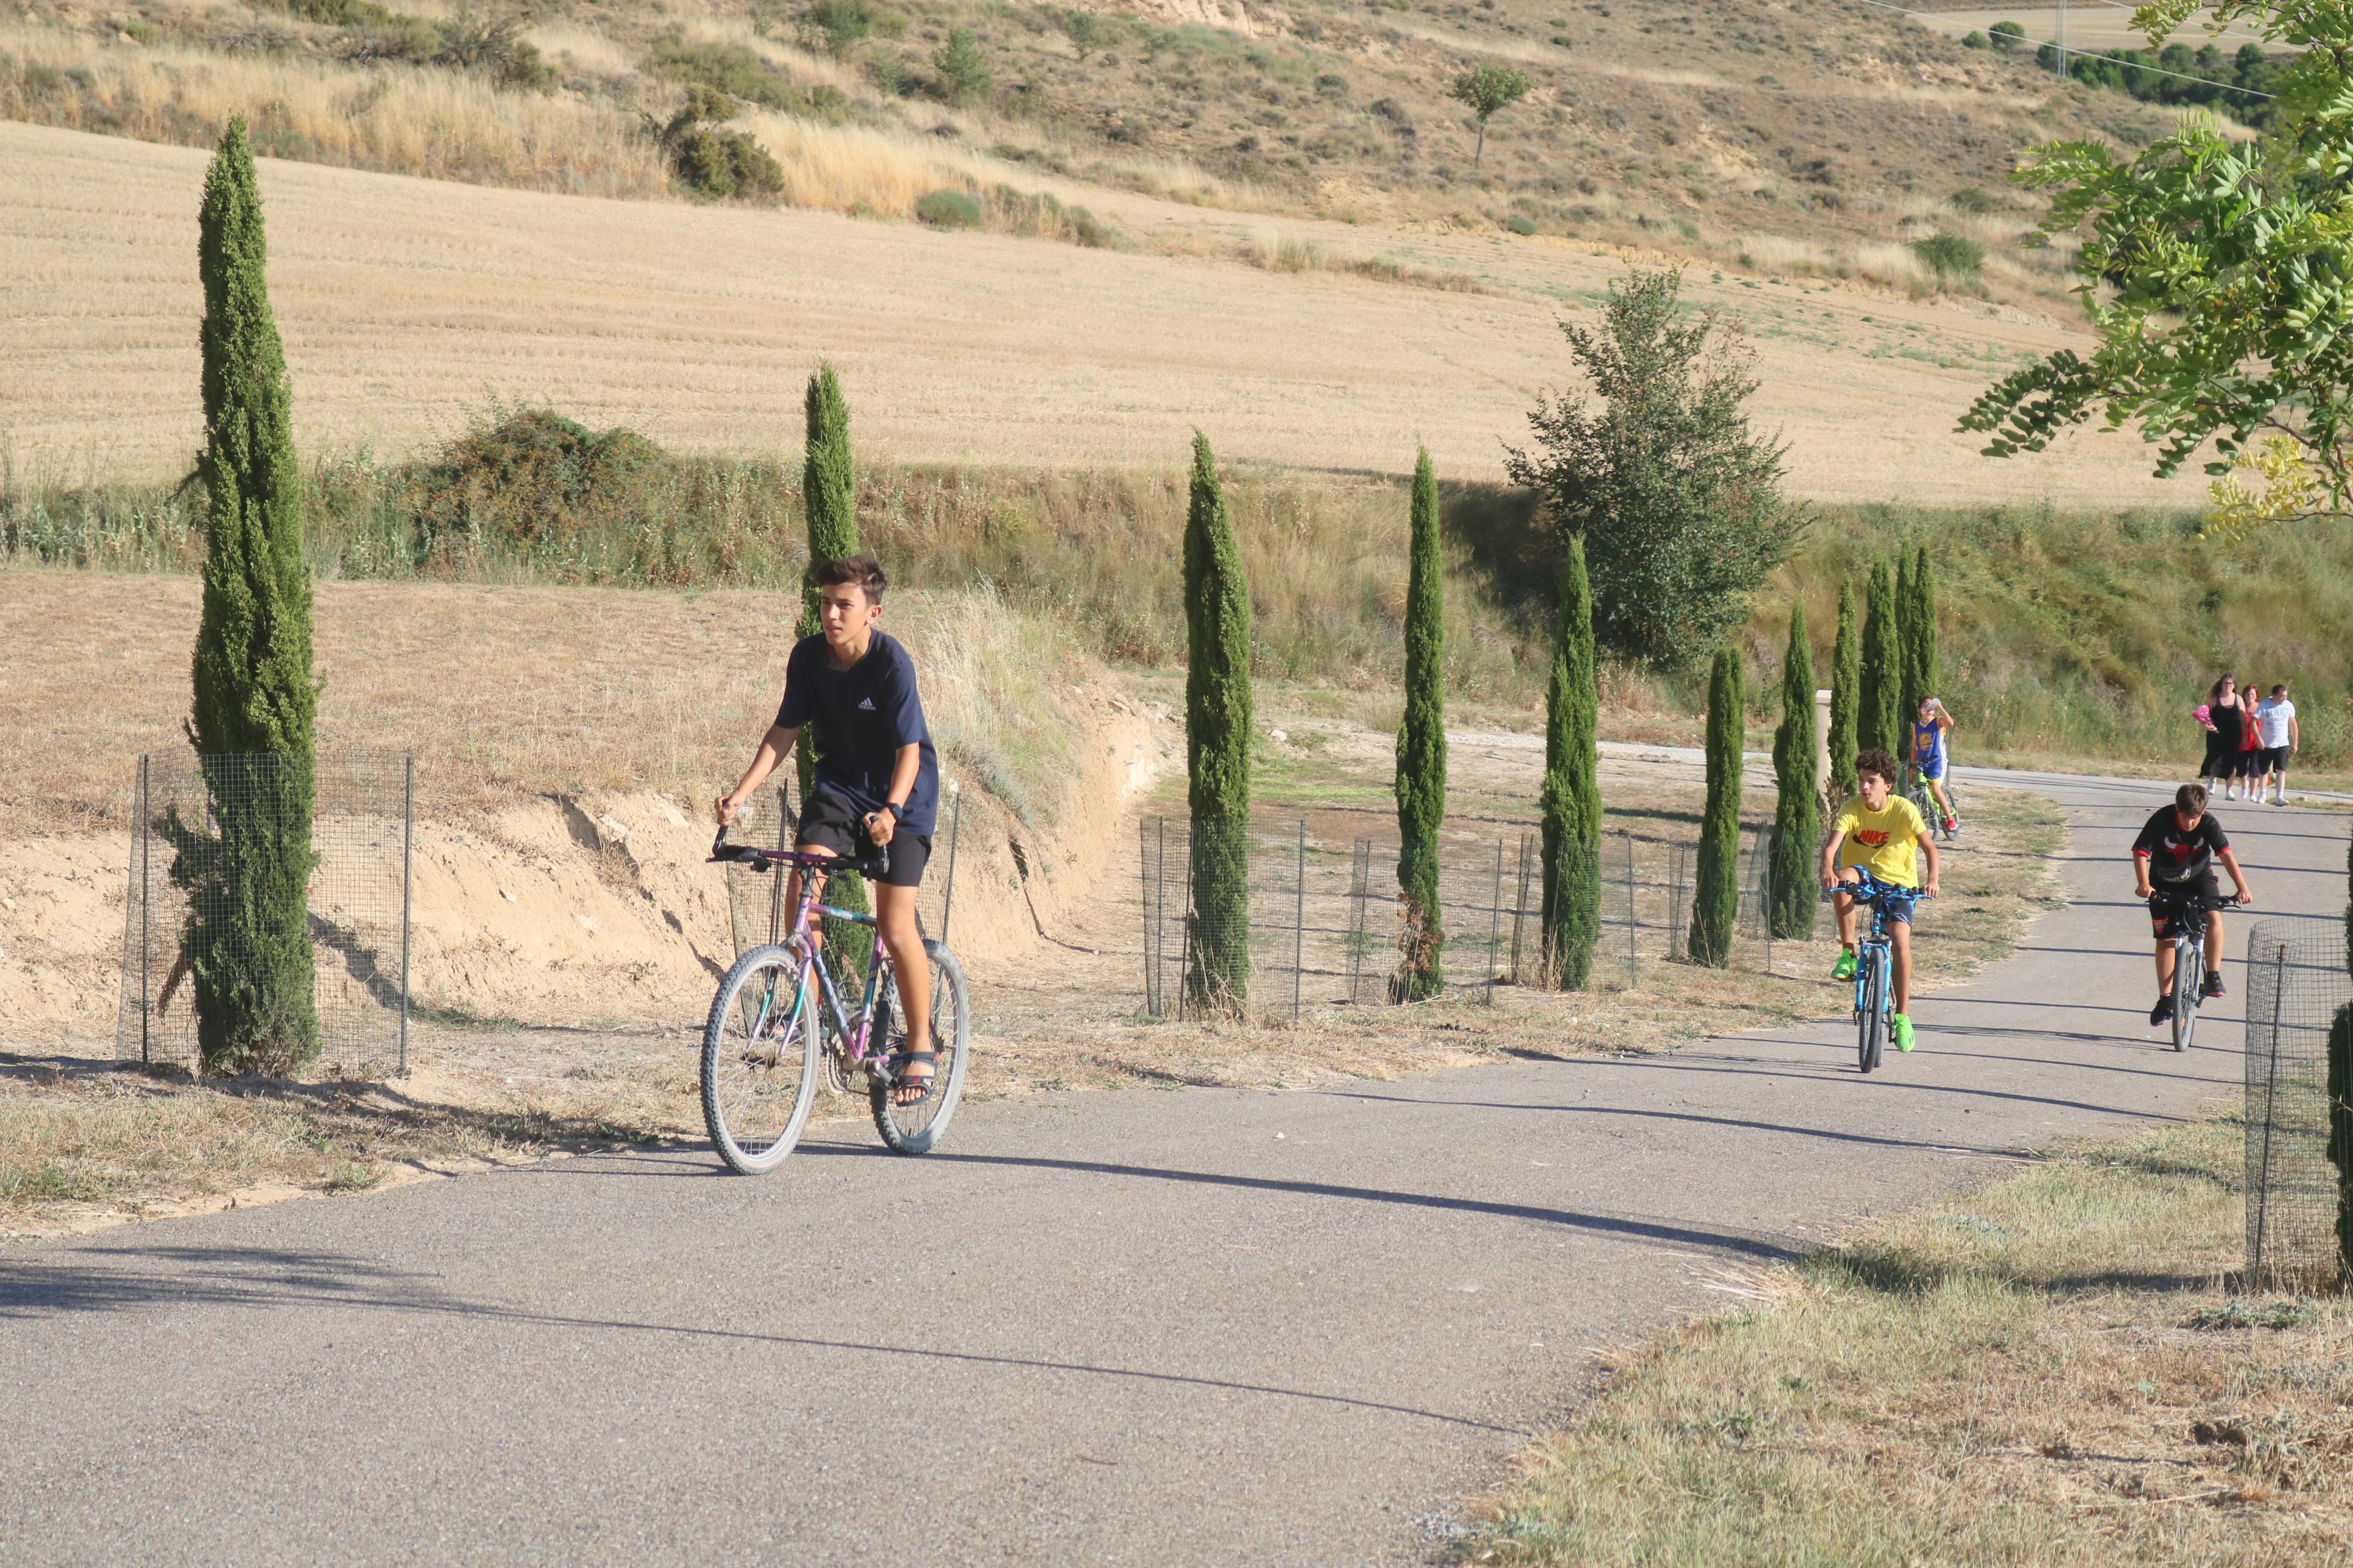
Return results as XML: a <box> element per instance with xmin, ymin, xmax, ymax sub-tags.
<box><xmin>715</xmin><ymin>554</ymin><xmax>943</xmax><ymax>1105</ymax></box>
<box><xmin>2132</xmin><ymin>782</ymin><xmax>2253</xmax><ymax>1027</ymax></box>
<box><xmin>1910</xmin><ymin>696</ymin><xmax>1959</xmax><ymax>836</ymax></box>
<box><xmin>1821</xmin><ymin>747</ymin><xmax>1942</xmax><ymax>1053</ymax></box>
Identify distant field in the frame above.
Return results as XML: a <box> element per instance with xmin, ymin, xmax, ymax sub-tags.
<box><xmin>1914</xmin><ymin>7</ymin><xmax>2256</xmax><ymax>54</ymax></box>
<box><xmin>1</xmin><ymin>122</ymin><xmax>2205</xmax><ymax>506</ymax></box>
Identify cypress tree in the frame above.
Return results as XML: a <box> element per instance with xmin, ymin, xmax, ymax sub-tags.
<box><xmin>1183</xmin><ymin>433</ymin><xmax>1252</xmax><ymax>1009</ymax></box>
<box><xmin>1769</xmin><ymin>606</ymin><xmax>1818</xmax><ymax>940</ymax></box>
<box><xmin>185</xmin><ymin>119</ymin><xmax>318</xmax><ymax>1075</ymax></box>
<box><xmin>1828</xmin><ymin>580</ymin><xmax>1859</xmax><ymax>801</ymax></box>
<box><xmin>1688</xmin><ymin>646</ymin><xmax>1743</xmax><ymax>967</ymax></box>
<box><xmin>1540</xmin><ymin>535</ymin><xmax>1603</xmax><ymax>988</ymax></box>
<box><xmin>1896</xmin><ymin>548</ymin><xmax>1923</xmax><ymax>732</ymax></box>
<box><xmin>1393</xmin><ymin>450</ymin><xmax>1446</xmax><ymax>1001</ymax></box>
<box><xmin>797</xmin><ymin>362</ymin><xmax>868</xmax><ymax>944</ymax></box>
<box><xmin>1911</xmin><ymin>545</ymin><xmax>1938</xmax><ymax>714</ymax></box>
<box><xmin>800</xmin><ymin>362</ymin><xmax>857</xmax><ymax>637</ymax></box>
<box><xmin>1859</xmin><ymin>559</ymin><xmax>1901</xmax><ymax>760</ymax></box>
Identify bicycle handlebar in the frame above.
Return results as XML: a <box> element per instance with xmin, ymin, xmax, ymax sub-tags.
<box><xmin>708</xmin><ymin>826</ymin><xmax>890</xmax><ymax>881</ymax></box>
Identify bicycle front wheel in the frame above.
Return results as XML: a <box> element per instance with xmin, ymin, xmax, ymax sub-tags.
<box><xmin>2170</xmin><ymin>937</ymin><xmax>2198</xmax><ymax>1054</ymax></box>
<box><xmin>1857</xmin><ymin>951</ymin><xmax>1886</xmax><ymax>1074</ymax></box>
<box><xmin>701</xmin><ymin>945</ymin><xmax>821</xmax><ymax>1174</ymax></box>
<box><xmin>869</xmin><ymin>939</ymin><xmax>973</xmax><ymax>1155</ymax></box>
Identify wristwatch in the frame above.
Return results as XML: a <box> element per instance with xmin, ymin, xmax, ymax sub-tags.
<box><xmin>879</xmin><ymin>802</ymin><xmax>902</xmax><ymax>822</ymax></box>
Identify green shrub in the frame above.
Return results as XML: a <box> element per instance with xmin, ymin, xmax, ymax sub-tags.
<box><xmin>1506</xmin><ymin>213</ymin><xmax>1537</xmax><ymax>236</ymax></box>
<box><xmin>409</xmin><ymin>406</ymin><xmax>663</xmax><ymax>552</ymax></box>
<box><xmin>1948</xmin><ymin>186</ymin><xmax>1994</xmax><ymax>215</ymax></box>
<box><xmin>801</xmin><ymin>0</ymin><xmax>905</xmax><ymax>56</ymax></box>
<box><xmin>647</xmin><ymin>33</ymin><xmax>793</xmax><ymax>109</ymax></box>
<box><xmin>671</xmin><ymin>126</ymin><xmax>785</xmax><ymax>199</ymax></box>
<box><xmin>1962</xmin><ymin>30</ymin><xmax>1989</xmax><ymax>49</ymax></box>
<box><xmin>916</xmin><ymin>189</ymin><xmax>984</xmax><ymax>227</ymax></box>
<box><xmin>1912</xmin><ymin>231</ymin><xmax>1985</xmax><ymax>282</ymax></box>
<box><xmin>933</xmin><ymin>27</ymin><xmax>993</xmax><ymax>104</ymax></box>
<box><xmin>1989</xmin><ymin>19</ymin><xmax>2026</xmax><ymax>52</ymax></box>
<box><xmin>1059</xmin><ymin>9</ymin><xmax>1105</xmax><ymax>59</ymax></box>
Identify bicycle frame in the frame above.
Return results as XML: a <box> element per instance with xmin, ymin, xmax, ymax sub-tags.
<box><xmin>1852</xmin><ymin>881</ymin><xmax>1910</xmax><ymax>1019</ymax></box>
<box><xmin>715</xmin><ymin>833</ymin><xmax>900</xmax><ymax>1075</ymax></box>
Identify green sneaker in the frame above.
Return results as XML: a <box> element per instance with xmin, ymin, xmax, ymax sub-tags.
<box><xmin>1890</xmin><ymin>1013</ymin><xmax>1915</xmax><ymax>1052</ymax></box>
<box><xmin>1832</xmin><ymin>949</ymin><xmax>1858</xmax><ymax>981</ymax></box>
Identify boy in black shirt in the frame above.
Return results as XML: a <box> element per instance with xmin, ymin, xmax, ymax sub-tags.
<box><xmin>2131</xmin><ymin>783</ymin><xmax>2253</xmax><ymax>1027</ymax></box>
<box><xmin>716</xmin><ymin>556</ymin><xmax>942</xmax><ymax>1102</ymax></box>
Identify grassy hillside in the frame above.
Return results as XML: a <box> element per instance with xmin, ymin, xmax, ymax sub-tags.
<box><xmin>12</xmin><ymin>429</ymin><xmax>2349</xmax><ymax>773</ymax></box>
<box><xmin>0</xmin><ymin>0</ymin><xmax>2191</xmax><ymax>294</ymax></box>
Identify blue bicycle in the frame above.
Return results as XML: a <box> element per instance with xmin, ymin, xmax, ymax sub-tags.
<box><xmin>1843</xmin><ymin>869</ymin><xmax>1929</xmax><ymax>1075</ymax></box>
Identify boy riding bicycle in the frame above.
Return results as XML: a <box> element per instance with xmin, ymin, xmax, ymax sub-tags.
<box><xmin>2132</xmin><ymin>782</ymin><xmax>2253</xmax><ymax>1026</ymax></box>
<box><xmin>1910</xmin><ymin>696</ymin><xmax>1959</xmax><ymax>835</ymax></box>
<box><xmin>1822</xmin><ymin>748</ymin><xmax>1942</xmax><ymax>1053</ymax></box>
<box><xmin>715</xmin><ymin>555</ymin><xmax>942</xmax><ymax>1104</ymax></box>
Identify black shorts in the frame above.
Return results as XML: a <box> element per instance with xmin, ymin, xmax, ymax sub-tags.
<box><xmin>796</xmin><ymin>788</ymin><xmax>931</xmax><ymax>888</ymax></box>
<box><xmin>2263</xmin><ymin>745</ymin><xmax>2291</xmax><ymax>773</ymax></box>
<box><xmin>2149</xmin><ymin>874</ymin><xmax>2220</xmax><ymax>934</ymax></box>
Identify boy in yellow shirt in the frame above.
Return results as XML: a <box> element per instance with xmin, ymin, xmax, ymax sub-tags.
<box><xmin>1819</xmin><ymin>747</ymin><xmax>1943</xmax><ymax>1051</ymax></box>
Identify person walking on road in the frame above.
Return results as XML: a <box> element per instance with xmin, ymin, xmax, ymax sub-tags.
<box><xmin>2233</xmin><ymin>670</ymin><xmax>2265</xmax><ymax>797</ymax></box>
<box><xmin>2195</xmin><ymin>674</ymin><xmax>2245</xmax><ymax>797</ymax></box>
<box><xmin>2254</xmin><ymin>682</ymin><xmax>2299</xmax><ymax>806</ymax></box>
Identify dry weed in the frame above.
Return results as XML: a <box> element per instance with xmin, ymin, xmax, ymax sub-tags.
<box><xmin>1465</xmin><ymin>1115</ymin><xmax>2353</xmax><ymax>1565</ymax></box>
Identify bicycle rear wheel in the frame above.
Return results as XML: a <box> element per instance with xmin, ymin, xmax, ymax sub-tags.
<box><xmin>701</xmin><ymin>945</ymin><xmax>821</xmax><ymax>1174</ymax></box>
<box><xmin>869</xmin><ymin>940</ymin><xmax>973</xmax><ymax>1155</ymax></box>
<box><xmin>2170</xmin><ymin>936</ymin><xmax>2198</xmax><ymax>1054</ymax></box>
<box><xmin>1857</xmin><ymin>949</ymin><xmax>1886</xmax><ymax>1074</ymax></box>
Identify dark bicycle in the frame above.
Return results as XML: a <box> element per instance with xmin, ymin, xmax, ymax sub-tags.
<box><xmin>2149</xmin><ymin>888</ymin><xmax>2238</xmax><ymax>1054</ymax></box>
<box><xmin>1845</xmin><ymin>868</ymin><xmax>1930</xmax><ymax>1075</ymax></box>
<box><xmin>700</xmin><ymin>828</ymin><xmax>972</xmax><ymax>1173</ymax></box>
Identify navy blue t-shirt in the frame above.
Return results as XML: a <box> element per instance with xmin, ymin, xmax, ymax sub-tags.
<box><xmin>775</xmin><ymin>632</ymin><xmax>939</xmax><ymax>835</ymax></box>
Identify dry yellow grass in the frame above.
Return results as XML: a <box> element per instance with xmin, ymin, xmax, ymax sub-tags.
<box><xmin>0</xmin><ymin>26</ymin><xmax>666</xmax><ymax>196</ymax></box>
<box><xmin>1466</xmin><ymin>1115</ymin><xmax>2353</xmax><ymax>1564</ymax></box>
<box><xmin>0</xmin><ymin>121</ymin><xmax>2211</xmax><ymax>507</ymax></box>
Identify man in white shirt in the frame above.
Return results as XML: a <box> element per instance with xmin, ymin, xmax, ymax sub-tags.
<box><xmin>2254</xmin><ymin>684</ymin><xmax>2299</xmax><ymax>806</ymax></box>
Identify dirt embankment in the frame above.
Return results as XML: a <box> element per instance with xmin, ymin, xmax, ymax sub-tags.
<box><xmin>0</xmin><ymin>689</ymin><xmax>1172</xmax><ymax>1057</ymax></box>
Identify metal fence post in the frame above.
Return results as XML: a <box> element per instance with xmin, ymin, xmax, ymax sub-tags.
<box><xmin>137</xmin><ymin>752</ymin><xmax>150</xmax><ymax>1065</ymax></box>
<box><xmin>1626</xmin><ymin>830</ymin><xmax>1638</xmax><ymax>990</ymax></box>
<box><xmin>1485</xmin><ymin>839</ymin><xmax>1503</xmax><ymax>1004</ymax></box>
<box><xmin>2252</xmin><ymin>940</ymin><xmax>2288</xmax><ymax>1281</ymax></box>
<box><xmin>1139</xmin><ymin>817</ymin><xmax>1155</xmax><ymax>1018</ymax></box>
<box><xmin>398</xmin><ymin>751</ymin><xmax>414</xmax><ymax>1077</ymax></box>
<box><xmin>1293</xmin><ymin>819</ymin><xmax>1307</xmax><ymax>1020</ymax></box>
<box><xmin>938</xmin><ymin>787</ymin><xmax>962</xmax><ymax>947</ymax></box>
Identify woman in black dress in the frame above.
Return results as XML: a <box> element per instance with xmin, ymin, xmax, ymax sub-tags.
<box><xmin>2199</xmin><ymin>674</ymin><xmax>2244</xmax><ymax>793</ymax></box>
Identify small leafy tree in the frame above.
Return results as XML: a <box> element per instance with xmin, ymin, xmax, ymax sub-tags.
<box><xmin>1989</xmin><ymin>19</ymin><xmax>2027</xmax><ymax>52</ymax></box>
<box><xmin>654</xmin><ymin>87</ymin><xmax>785</xmax><ymax>201</ymax></box>
<box><xmin>1505</xmin><ymin>269</ymin><xmax>1806</xmax><ymax>668</ymax></box>
<box><xmin>1541</xmin><ymin>535</ymin><xmax>1603</xmax><ymax>988</ymax></box>
<box><xmin>1859</xmin><ymin>558</ymin><xmax>1902</xmax><ymax>760</ymax></box>
<box><xmin>1960</xmin><ymin>2</ymin><xmax>2353</xmax><ymax>537</ymax></box>
<box><xmin>1393</xmin><ymin>450</ymin><xmax>1447</xmax><ymax>1001</ymax></box>
<box><xmin>1688</xmin><ymin>646</ymin><xmax>1743</xmax><ymax>967</ymax></box>
<box><xmin>1770</xmin><ymin>606</ymin><xmax>1818</xmax><ymax>940</ymax></box>
<box><xmin>1184</xmin><ymin>434</ymin><xmax>1252</xmax><ymax>1010</ymax></box>
<box><xmin>1059</xmin><ymin>8</ymin><xmax>1103</xmax><ymax>59</ymax></box>
<box><xmin>801</xmin><ymin>0</ymin><xmax>903</xmax><ymax>56</ymax></box>
<box><xmin>187</xmin><ymin>119</ymin><xmax>320</xmax><ymax>1076</ymax></box>
<box><xmin>1448</xmin><ymin>65</ymin><xmax>1531</xmax><ymax>167</ymax></box>
<box><xmin>1828</xmin><ymin>579</ymin><xmax>1860</xmax><ymax>802</ymax></box>
<box><xmin>933</xmin><ymin>27</ymin><xmax>993</xmax><ymax>104</ymax></box>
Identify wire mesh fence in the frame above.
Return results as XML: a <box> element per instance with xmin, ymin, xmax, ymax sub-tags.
<box><xmin>1141</xmin><ymin>816</ymin><xmax>1825</xmax><ymax>1020</ymax></box>
<box><xmin>115</xmin><ymin>750</ymin><xmax>414</xmax><ymax>1079</ymax></box>
<box><xmin>2244</xmin><ymin>918</ymin><xmax>2353</xmax><ymax>1292</ymax></box>
<box><xmin>719</xmin><ymin>780</ymin><xmax>963</xmax><ymax>960</ymax></box>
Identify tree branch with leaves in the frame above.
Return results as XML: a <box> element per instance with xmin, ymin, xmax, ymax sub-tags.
<box><xmin>1961</xmin><ymin>1</ymin><xmax>2353</xmax><ymax>538</ymax></box>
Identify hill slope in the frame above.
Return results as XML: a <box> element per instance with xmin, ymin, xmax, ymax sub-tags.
<box><xmin>0</xmin><ymin>119</ymin><xmax>2203</xmax><ymax>507</ymax></box>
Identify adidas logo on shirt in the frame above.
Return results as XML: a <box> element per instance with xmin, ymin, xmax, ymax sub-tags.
<box><xmin>858</xmin><ymin>697</ymin><xmax>876</xmax><ymax>710</ymax></box>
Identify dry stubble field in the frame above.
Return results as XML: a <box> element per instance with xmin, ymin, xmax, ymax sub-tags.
<box><xmin>1</xmin><ymin>120</ymin><xmax>2207</xmax><ymax>506</ymax></box>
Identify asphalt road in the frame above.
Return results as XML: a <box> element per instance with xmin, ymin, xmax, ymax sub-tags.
<box><xmin>1</xmin><ymin>771</ymin><xmax>2342</xmax><ymax>1566</ymax></box>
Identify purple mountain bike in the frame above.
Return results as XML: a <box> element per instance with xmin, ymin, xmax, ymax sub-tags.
<box><xmin>701</xmin><ymin>829</ymin><xmax>971</xmax><ymax>1173</ymax></box>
